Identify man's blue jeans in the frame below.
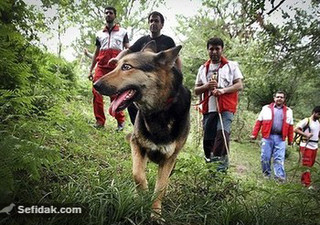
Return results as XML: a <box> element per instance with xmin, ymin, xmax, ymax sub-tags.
<box><xmin>261</xmin><ymin>134</ymin><xmax>286</xmax><ymax>180</ymax></box>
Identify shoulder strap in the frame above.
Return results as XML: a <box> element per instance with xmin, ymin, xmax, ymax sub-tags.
<box><xmin>303</xmin><ymin>117</ymin><xmax>311</xmax><ymax>132</ymax></box>
<box><xmin>293</xmin><ymin>117</ymin><xmax>311</xmax><ymax>145</ymax></box>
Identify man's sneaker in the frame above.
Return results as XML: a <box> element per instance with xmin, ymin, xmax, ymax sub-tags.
<box><xmin>204</xmin><ymin>156</ymin><xmax>222</xmax><ymax>163</ymax></box>
<box><xmin>116</xmin><ymin>123</ymin><xmax>124</xmax><ymax>132</ymax></box>
<box><xmin>211</xmin><ymin>156</ymin><xmax>221</xmax><ymax>162</ymax></box>
<box><xmin>204</xmin><ymin>156</ymin><xmax>212</xmax><ymax>163</ymax></box>
<box><xmin>308</xmin><ymin>185</ymin><xmax>315</xmax><ymax>190</ymax></box>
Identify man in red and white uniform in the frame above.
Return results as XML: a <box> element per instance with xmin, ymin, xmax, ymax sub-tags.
<box><xmin>251</xmin><ymin>91</ymin><xmax>294</xmax><ymax>181</ymax></box>
<box><xmin>195</xmin><ymin>37</ymin><xmax>243</xmax><ymax>171</ymax></box>
<box><xmin>294</xmin><ymin>106</ymin><xmax>320</xmax><ymax>187</ymax></box>
<box><xmin>88</xmin><ymin>6</ymin><xmax>129</xmax><ymax>130</ymax></box>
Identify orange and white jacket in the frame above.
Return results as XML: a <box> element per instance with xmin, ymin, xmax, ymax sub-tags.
<box><xmin>95</xmin><ymin>24</ymin><xmax>128</xmax><ymax>69</ymax></box>
<box><xmin>252</xmin><ymin>103</ymin><xmax>294</xmax><ymax>143</ymax></box>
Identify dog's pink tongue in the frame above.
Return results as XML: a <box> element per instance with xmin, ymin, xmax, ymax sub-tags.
<box><xmin>109</xmin><ymin>90</ymin><xmax>131</xmax><ymax>117</ymax></box>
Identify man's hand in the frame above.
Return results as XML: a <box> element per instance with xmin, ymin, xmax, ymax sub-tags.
<box><xmin>305</xmin><ymin>132</ymin><xmax>313</xmax><ymax>140</ymax></box>
<box><xmin>206</xmin><ymin>80</ymin><xmax>218</xmax><ymax>91</ymax></box>
<box><xmin>88</xmin><ymin>71</ymin><xmax>93</xmax><ymax>81</ymax></box>
<box><xmin>212</xmin><ymin>88</ymin><xmax>225</xmax><ymax>96</ymax></box>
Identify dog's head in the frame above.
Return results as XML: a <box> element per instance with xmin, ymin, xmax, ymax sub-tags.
<box><xmin>94</xmin><ymin>41</ymin><xmax>182</xmax><ymax>116</ymax></box>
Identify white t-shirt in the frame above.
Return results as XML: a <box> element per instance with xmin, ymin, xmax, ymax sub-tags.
<box><xmin>195</xmin><ymin>61</ymin><xmax>243</xmax><ymax>113</ymax></box>
<box><xmin>296</xmin><ymin>117</ymin><xmax>320</xmax><ymax>149</ymax></box>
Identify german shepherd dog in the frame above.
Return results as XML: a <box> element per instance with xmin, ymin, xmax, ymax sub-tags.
<box><xmin>94</xmin><ymin>41</ymin><xmax>191</xmax><ymax>217</ymax></box>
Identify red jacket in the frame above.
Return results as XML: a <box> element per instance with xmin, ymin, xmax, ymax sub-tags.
<box><xmin>252</xmin><ymin>103</ymin><xmax>294</xmax><ymax>143</ymax></box>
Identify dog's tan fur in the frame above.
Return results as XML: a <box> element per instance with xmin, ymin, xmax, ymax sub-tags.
<box><xmin>94</xmin><ymin>41</ymin><xmax>191</xmax><ymax>217</ymax></box>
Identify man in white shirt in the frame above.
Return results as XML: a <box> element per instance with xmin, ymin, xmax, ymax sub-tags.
<box><xmin>294</xmin><ymin>106</ymin><xmax>320</xmax><ymax>187</ymax></box>
<box><xmin>194</xmin><ymin>37</ymin><xmax>243</xmax><ymax>171</ymax></box>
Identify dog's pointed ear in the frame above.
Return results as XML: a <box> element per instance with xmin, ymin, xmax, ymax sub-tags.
<box><xmin>156</xmin><ymin>45</ymin><xmax>182</xmax><ymax>67</ymax></box>
<box><xmin>141</xmin><ymin>41</ymin><xmax>157</xmax><ymax>53</ymax></box>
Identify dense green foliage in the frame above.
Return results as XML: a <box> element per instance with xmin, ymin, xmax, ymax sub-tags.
<box><xmin>0</xmin><ymin>0</ymin><xmax>320</xmax><ymax>224</ymax></box>
<box><xmin>0</xmin><ymin>0</ymin><xmax>77</xmax><ymax>200</ymax></box>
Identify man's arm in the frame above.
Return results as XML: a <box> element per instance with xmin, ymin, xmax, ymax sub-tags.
<box><xmin>250</xmin><ymin>120</ymin><xmax>262</xmax><ymax>140</ymax></box>
<box><xmin>250</xmin><ymin>108</ymin><xmax>264</xmax><ymax>140</ymax></box>
<box><xmin>288</xmin><ymin>125</ymin><xmax>294</xmax><ymax>145</ymax></box>
<box><xmin>84</xmin><ymin>48</ymin><xmax>93</xmax><ymax>59</ymax></box>
<box><xmin>212</xmin><ymin>78</ymin><xmax>243</xmax><ymax>96</ymax></box>
<box><xmin>88</xmin><ymin>47</ymin><xmax>100</xmax><ymax>81</ymax></box>
<box><xmin>194</xmin><ymin>80</ymin><xmax>218</xmax><ymax>96</ymax></box>
<box><xmin>250</xmin><ymin>109</ymin><xmax>263</xmax><ymax>140</ymax></box>
<box><xmin>294</xmin><ymin>127</ymin><xmax>313</xmax><ymax>139</ymax></box>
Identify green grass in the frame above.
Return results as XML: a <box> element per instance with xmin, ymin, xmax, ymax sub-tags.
<box><xmin>1</xmin><ymin>92</ymin><xmax>320</xmax><ymax>225</ymax></box>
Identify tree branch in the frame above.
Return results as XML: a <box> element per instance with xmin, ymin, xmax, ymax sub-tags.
<box><xmin>266</xmin><ymin>0</ymin><xmax>286</xmax><ymax>15</ymax></box>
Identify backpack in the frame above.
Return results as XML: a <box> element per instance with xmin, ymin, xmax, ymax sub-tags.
<box><xmin>293</xmin><ymin>117</ymin><xmax>311</xmax><ymax>146</ymax></box>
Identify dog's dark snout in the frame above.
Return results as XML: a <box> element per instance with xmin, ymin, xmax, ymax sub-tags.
<box><xmin>93</xmin><ymin>80</ymin><xmax>103</xmax><ymax>92</ymax></box>
<box><xmin>93</xmin><ymin>80</ymin><xmax>108</xmax><ymax>95</ymax></box>
<box><xmin>93</xmin><ymin>80</ymin><xmax>115</xmax><ymax>96</ymax></box>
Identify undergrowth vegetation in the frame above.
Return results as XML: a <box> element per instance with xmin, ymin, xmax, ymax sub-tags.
<box><xmin>1</xmin><ymin>85</ymin><xmax>320</xmax><ymax>224</ymax></box>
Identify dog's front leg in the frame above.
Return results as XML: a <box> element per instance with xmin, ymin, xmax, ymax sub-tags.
<box><xmin>152</xmin><ymin>155</ymin><xmax>177</xmax><ymax>216</ymax></box>
<box><xmin>131</xmin><ymin>141</ymin><xmax>148</xmax><ymax>191</ymax></box>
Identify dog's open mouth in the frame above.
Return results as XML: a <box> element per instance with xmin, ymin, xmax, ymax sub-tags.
<box><xmin>109</xmin><ymin>89</ymin><xmax>138</xmax><ymax>117</ymax></box>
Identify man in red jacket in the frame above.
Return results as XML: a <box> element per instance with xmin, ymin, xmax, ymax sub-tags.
<box><xmin>251</xmin><ymin>91</ymin><xmax>294</xmax><ymax>181</ymax></box>
<box><xmin>88</xmin><ymin>6</ymin><xmax>129</xmax><ymax>130</ymax></box>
